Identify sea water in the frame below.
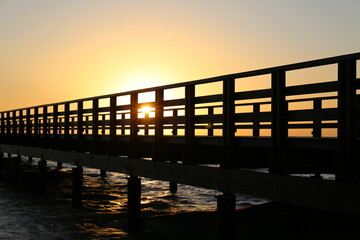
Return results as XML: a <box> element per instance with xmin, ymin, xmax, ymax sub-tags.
<box><xmin>0</xmin><ymin>157</ymin><xmax>268</xmax><ymax>239</ymax></box>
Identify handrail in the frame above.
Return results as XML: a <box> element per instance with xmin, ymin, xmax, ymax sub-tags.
<box><xmin>1</xmin><ymin>52</ymin><xmax>359</xmax><ymax>113</ymax></box>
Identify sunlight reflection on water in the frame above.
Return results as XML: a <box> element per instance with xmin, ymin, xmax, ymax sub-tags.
<box><xmin>0</xmin><ymin>157</ymin><xmax>268</xmax><ymax>239</ymax></box>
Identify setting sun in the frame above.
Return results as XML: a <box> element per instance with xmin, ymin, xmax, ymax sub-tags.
<box><xmin>140</xmin><ymin>106</ymin><xmax>153</xmax><ymax>113</ymax></box>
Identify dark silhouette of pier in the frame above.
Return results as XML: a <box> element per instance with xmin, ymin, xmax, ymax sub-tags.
<box><xmin>0</xmin><ymin>52</ymin><xmax>360</xmax><ymax>239</ymax></box>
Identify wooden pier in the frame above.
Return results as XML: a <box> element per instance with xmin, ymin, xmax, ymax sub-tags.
<box><xmin>1</xmin><ymin>52</ymin><xmax>360</xmax><ymax>239</ymax></box>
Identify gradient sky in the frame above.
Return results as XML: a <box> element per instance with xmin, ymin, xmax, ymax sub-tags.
<box><xmin>1</xmin><ymin>0</ymin><xmax>359</xmax><ymax>111</ymax></box>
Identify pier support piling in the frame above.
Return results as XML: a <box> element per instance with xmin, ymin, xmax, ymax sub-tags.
<box><xmin>57</xmin><ymin>162</ymin><xmax>62</xmax><ymax>170</ymax></box>
<box><xmin>217</xmin><ymin>193</ymin><xmax>236</xmax><ymax>240</ymax></box>
<box><xmin>100</xmin><ymin>169</ymin><xmax>107</xmax><ymax>178</ymax></box>
<box><xmin>12</xmin><ymin>155</ymin><xmax>21</xmax><ymax>185</ymax></box>
<box><xmin>127</xmin><ymin>175</ymin><xmax>141</xmax><ymax>232</ymax></box>
<box><xmin>169</xmin><ymin>182</ymin><xmax>178</xmax><ymax>194</ymax></box>
<box><xmin>72</xmin><ymin>165</ymin><xmax>83</xmax><ymax>208</ymax></box>
<box><xmin>169</xmin><ymin>160</ymin><xmax>178</xmax><ymax>193</ymax></box>
<box><xmin>37</xmin><ymin>159</ymin><xmax>47</xmax><ymax>196</ymax></box>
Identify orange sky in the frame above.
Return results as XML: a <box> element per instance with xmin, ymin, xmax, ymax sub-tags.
<box><xmin>1</xmin><ymin>0</ymin><xmax>360</xmax><ymax>111</ymax></box>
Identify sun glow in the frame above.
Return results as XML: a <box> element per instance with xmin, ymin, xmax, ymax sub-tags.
<box><xmin>138</xmin><ymin>105</ymin><xmax>155</xmax><ymax>119</ymax></box>
<box><xmin>140</xmin><ymin>106</ymin><xmax>153</xmax><ymax>113</ymax></box>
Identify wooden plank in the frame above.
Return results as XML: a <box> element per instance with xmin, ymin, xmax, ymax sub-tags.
<box><xmin>234</xmin><ymin>89</ymin><xmax>271</xmax><ymax>100</ymax></box>
<box><xmin>234</xmin><ymin>112</ymin><xmax>272</xmax><ymax>122</ymax></box>
<box><xmin>115</xmin><ymin>104</ymin><xmax>131</xmax><ymax>111</ymax></box>
<box><xmin>163</xmin><ymin>98</ymin><xmax>186</xmax><ymax>107</ymax></box>
<box><xmin>194</xmin><ymin>94</ymin><xmax>223</xmax><ymax>104</ymax></box>
<box><xmin>285</xmin><ymin>81</ymin><xmax>338</xmax><ymax>96</ymax></box>
<box><xmin>287</xmin><ymin>108</ymin><xmax>338</xmax><ymax>121</ymax></box>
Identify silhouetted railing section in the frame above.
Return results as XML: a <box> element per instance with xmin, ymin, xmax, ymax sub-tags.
<box><xmin>1</xmin><ymin>53</ymin><xmax>359</xmax><ymax>178</ymax></box>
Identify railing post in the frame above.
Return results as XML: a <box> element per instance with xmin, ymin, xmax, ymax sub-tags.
<box><xmin>0</xmin><ymin>112</ymin><xmax>4</xmax><ymax>137</ymax></box>
<box><xmin>109</xmin><ymin>96</ymin><xmax>117</xmax><ymax>155</ymax></box>
<box><xmin>64</xmin><ymin>103</ymin><xmax>70</xmax><ymax>140</ymax></box>
<box><xmin>172</xmin><ymin>109</ymin><xmax>178</xmax><ymax>136</ymax></box>
<box><xmin>208</xmin><ymin>107</ymin><xmax>214</xmax><ymax>137</ymax></box>
<box><xmin>218</xmin><ymin>78</ymin><xmax>236</xmax><ymax>240</ymax></box>
<box><xmin>53</xmin><ymin>105</ymin><xmax>59</xmax><ymax>140</ymax></box>
<box><xmin>144</xmin><ymin>111</ymin><xmax>149</xmax><ymax>136</ymax></box>
<box><xmin>253</xmin><ymin>103</ymin><xmax>260</xmax><ymax>137</ymax></box>
<box><xmin>4</xmin><ymin>112</ymin><xmax>7</xmax><ymax>137</ymax></box>
<box><xmin>154</xmin><ymin>89</ymin><xmax>164</xmax><ymax>161</ymax></box>
<box><xmin>271</xmin><ymin>70</ymin><xmax>287</xmax><ymax>174</ymax></box>
<box><xmin>4</xmin><ymin>112</ymin><xmax>8</xmax><ymax>137</ymax></box>
<box><xmin>184</xmin><ymin>84</ymin><xmax>195</xmax><ymax>164</ymax></box>
<box><xmin>130</xmin><ymin>93</ymin><xmax>138</xmax><ymax>158</ymax></box>
<box><xmin>92</xmin><ymin>99</ymin><xmax>99</xmax><ymax>139</ymax></box>
<box><xmin>12</xmin><ymin>110</ymin><xmax>16</xmax><ymax>138</ymax></box>
<box><xmin>110</xmin><ymin>96</ymin><xmax>117</xmax><ymax>139</ymax></box>
<box><xmin>77</xmin><ymin>101</ymin><xmax>83</xmax><ymax>138</ymax></box>
<box><xmin>84</xmin><ymin>116</ymin><xmax>89</xmax><ymax>135</ymax></box>
<box><xmin>337</xmin><ymin>59</ymin><xmax>357</xmax><ymax>181</ymax></box>
<box><xmin>34</xmin><ymin>108</ymin><xmax>39</xmax><ymax>140</ymax></box>
<box><xmin>121</xmin><ymin>113</ymin><xmax>126</xmax><ymax>135</ymax></box>
<box><xmin>43</xmin><ymin>106</ymin><xmax>48</xmax><ymax>143</ymax></box>
<box><xmin>222</xmin><ymin>78</ymin><xmax>235</xmax><ymax>169</ymax></box>
<box><xmin>18</xmin><ymin>110</ymin><xmax>24</xmax><ymax>138</ymax></box>
<box><xmin>5</xmin><ymin>112</ymin><xmax>9</xmax><ymax>137</ymax></box>
<box><xmin>26</xmin><ymin>109</ymin><xmax>31</xmax><ymax>139</ymax></box>
<box><xmin>312</xmin><ymin>99</ymin><xmax>322</xmax><ymax>138</ymax></box>
<box><xmin>101</xmin><ymin>114</ymin><xmax>106</xmax><ymax>135</ymax></box>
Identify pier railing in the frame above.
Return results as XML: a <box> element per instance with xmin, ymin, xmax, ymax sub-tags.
<box><xmin>1</xmin><ymin>52</ymin><xmax>359</xmax><ymax>180</ymax></box>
